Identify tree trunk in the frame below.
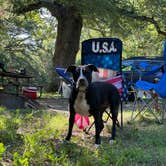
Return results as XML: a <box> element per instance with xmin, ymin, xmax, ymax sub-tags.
<box><xmin>49</xmin><ymin>7</ymin><xmax>83</xmax><ymax>91</ymax></box>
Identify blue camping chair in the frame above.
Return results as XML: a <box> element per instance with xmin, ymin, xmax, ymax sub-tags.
<box><xmin>130</xmin><ymin>40</ymin><xmax>166</xmax><ymax>123</ymax></box>
<box><xmin>81</xmin><ymin>38</ymin><xmax>126</xmax><ymax>128</ymax></box>
<box><xmin>55</xmin><ymin>67</ymin><xmax>73</xmax><ymax>98</ymax></box>
<box><xmin>55</xmin><ymin>67</ymin><xmax>73</xmax><ymax>85</ymax></box>
<box><xmin>130</xmin><ymin>72</ymin><xmax>166</xmax><ymax>123</ymax></box>
<box><xmin>136</xmin><ymin>73</ymin><xmax>166</xmax><ymax>98</ymax></box>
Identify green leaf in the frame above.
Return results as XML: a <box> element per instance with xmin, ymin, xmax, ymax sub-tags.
<box><xmin>0</xmin><ymin>143</ymin><xmax>5</xmax><ymax>161</ymax></box>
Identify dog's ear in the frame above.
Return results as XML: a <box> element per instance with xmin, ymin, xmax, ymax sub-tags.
<box><xmin>87</xmin><ymin>64</ymin><xmax>99</xmax><ymax>72</ymax></box>
<box><xmin>66</xmin><ymin>65</ymin><xmax>76</xmax><ymax>74</ymax></box>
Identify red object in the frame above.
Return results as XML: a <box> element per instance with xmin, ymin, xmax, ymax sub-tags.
<box><xmin>104</xmin><ymin>75</ymin><xmax>123</xmax><ymax>95</ymax></box>
<box><xmin>74</xmin><ymin>113</ymin><xmax>90</xmax><ymax>129</ymax></box>
<box><xmin>22</xmin><ymin>87</ymin><xmax>37</xmax><ymax>99</ymax></box>
<box><xmin>103</xmin><ymin>69</ymin><xmax>109</xmax><ymax>78</ymax></box>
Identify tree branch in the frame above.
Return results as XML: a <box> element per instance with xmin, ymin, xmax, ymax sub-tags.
<box><xmin>14</xmin><ymin>0</ymin><xmax>63</xmax><ymax>18</ymax></box>
<box><xmin>120</xmin><ymin>9</ymin><xmax>166</xmax><ymax>38</ymax></box>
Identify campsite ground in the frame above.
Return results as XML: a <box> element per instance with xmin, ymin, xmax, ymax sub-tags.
<box><xmin>0</xmin><ymin>96</ymin><xmax>166</xmax><ymax>165</ymax></box>
<box><xmin>38</xmin><ymin>97</ymin><xmax>69</xmax><ymax>112</ymax></box>
<box><xmin>37</xmin><ymin>96</ymin><xmax>132</xmax><ymax>112</ymax></box>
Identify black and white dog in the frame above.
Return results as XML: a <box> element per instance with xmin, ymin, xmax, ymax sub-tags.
<box><xmin>65</xmin><ymin>64</ymin><xmax>120</xmax><ymax>146</ymax></box>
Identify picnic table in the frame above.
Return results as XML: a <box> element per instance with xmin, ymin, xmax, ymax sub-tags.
<box><xmin>0</xmin><ymin>71</ymin><xmax>33</xmax><ymax>95</ymax></box>
<box><xmin>0</xmin><ymin>70</ymin><xmax>43</xmax><ymax>109</ymax></box>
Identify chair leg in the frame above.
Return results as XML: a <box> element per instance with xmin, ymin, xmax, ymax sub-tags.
<box><xmin>84</xmin><ymin>121</ymin><xmax>95</xmax><ymax>134</ymax></box>
<box><xmin>147</xmin><ymin>100</ymin><xmax>162</xmax><ymax>123</ymax></box>
<box><xmin>57</xmin><ymin>79</ymin><xmax>63</xmax><ymax>97</ymax></box>
<box><xmin>104</xmin><ymin>110</ymin><xmax>120</xmax><ymax>128</ymax></box>
<box><xmin>130</xmin><ymin>98</ymin><xmax>144</xmax><ymax>122</ymax></box>
<box><xmin>161</xmin><ymin>99</ymin><xmax>166</xmax><ymax>122</ymax></box>
<box><xmin>130</xmin><ymin>89</ymin><xmax>142</xmax><ymax>122</ymax></box>
<box><xmin>84</xmin><ymin>109</ymin><xmax>121</xmax><ymax>134</ymax></box>
<box><xmin>131</xmin><ymin>96</ymin><xmax>163</xmax><ymax>123</ymax></box>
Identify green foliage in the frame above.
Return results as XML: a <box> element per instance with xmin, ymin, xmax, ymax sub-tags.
<box><xmin>1</xmin><ymin>2</ymin><xmax>56</xmax><ymax>88</ymax></box>
<box><xmin>1</xmin><ymin>0</ymin><xmax>166</xmax><ymax>91</ymax></box>
<box><xmin>80</xmin><ymin>0</ymin><xmax>165</xmax><ymax>58</ymax></box>
<box><xmin>13</xmin><ymin>152</ymin><xmax>29</xmax><ymax>166</ymax></box>
<box><xmin>0</xmin><ymin>108</ymin><xmax>23</xmax><ymax>145</ymax></box>
<box><xmin>0</xmin><ymin>107</ymin><xmax>166</xmax><ymax>165</ymax></box>
<box><xmin>0</xmin><ymin>143</ymin><xmax>5</xmax><ymax>161</ymax></box>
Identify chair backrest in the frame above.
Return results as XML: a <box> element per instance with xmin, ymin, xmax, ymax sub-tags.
<box><xmin>81</xmin><ymin>38</ymin><xmax>128</xmax><ymax>101</ymax></box>
<box><xmin>55</xmin><ymin>67</ymin><xmax>74</xmax><ymax>85</ymax></box>
<box><xmin>154</xmin><ymin>72</ymin><xmax>166</xmax><ymax>98</ymax></box>
<box><xmin>81</xmin><ymin>38</ymin><xmax>122</xmax><ymax>76</ymax></box>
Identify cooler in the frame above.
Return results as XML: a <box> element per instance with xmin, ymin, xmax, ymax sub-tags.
<box><xmin>22</xmin><ymin>87</ymin><xmax>37</xmax><ymax>99</ymax></box>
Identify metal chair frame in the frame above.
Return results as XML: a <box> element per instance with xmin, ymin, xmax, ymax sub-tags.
<box><xmin>130</xmin><ymin>89</ymin><xmax>164</xmax><ymax>123</ymax></box>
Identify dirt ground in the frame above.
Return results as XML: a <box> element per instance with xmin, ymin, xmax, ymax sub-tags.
<box><xmin>37</xmin><ymin>97</ymin><xmax>69</xmax><ymax>112</ymax></box>
<box><xmin>37</xmin><ymin>97</ymin><xmax>132</xmax><ymax>112</ymax></box>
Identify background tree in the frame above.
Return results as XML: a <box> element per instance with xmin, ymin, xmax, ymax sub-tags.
<box><xmin>1</xmin><ymin>0</ymin><xmax>166</xmax><ymax>90</ymax></box>
<box><xmin>0</xmin><ymin>2</ymin><xmax>56</xmax><ymax>88</ymax></box>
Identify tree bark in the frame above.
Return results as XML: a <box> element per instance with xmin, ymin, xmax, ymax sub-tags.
<box><xmin>49</xmin><ymin>7</ymin><xmax>83</xmax><ymax>91</ymax></box>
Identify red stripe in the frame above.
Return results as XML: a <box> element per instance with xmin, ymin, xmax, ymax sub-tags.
<box><xmin>104</xmin><ymin>76</ymin><xmax>123</xmax><ymax>95</ymax></box>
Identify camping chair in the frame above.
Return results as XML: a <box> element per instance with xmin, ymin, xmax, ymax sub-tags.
<box><xmin>130</xmin><ymin>40</ymin><xmax>166</xmax><ymax>123</ymax></box>
<box><xmin>130</xmin><ymin>71</ymin><xmax>166</xmax><ymax>123</ymax></box>
<box><xmin>81</xmin><ymin>38</ymin><xmax>126</xmax><ymax>130</ymax></box>
<box><xmin>55</xmin><ymin>67</ymin><xmax>74</xmax><ymax>98</ymax></box>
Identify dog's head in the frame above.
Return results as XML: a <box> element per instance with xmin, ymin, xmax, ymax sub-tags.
<box><xmin>66</xmin><ymin>64</ymin><xmax>98</xmax><ymax>91</ymax></box>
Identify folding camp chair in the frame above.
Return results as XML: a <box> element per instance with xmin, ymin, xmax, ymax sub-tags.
<box><xmin>130</xmin><ymin>40</ymin><xmax>166</xmax><ymax>123</ymax></box>
<box><xmin>55</xmin><ymin>67</ymin><xmax>73</xmax><ymax>98</ymax></box>
<box><xmin>81</xmin><ymin>38</ymin><xmax>125</xmax><ymax>129</ymax></box>
<box><xmin>130</xmin><ymin>72</ymin><xmax>166</xmax><ymax>123</ymax></box>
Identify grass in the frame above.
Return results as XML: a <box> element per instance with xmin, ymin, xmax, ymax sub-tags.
<box><xmin>0</xmin><ymin>106</ymin><xmax>166</xmax><ymax>166</ymax></box>
<box><xmin>41</xmin><ymin>92</ymin><xmax>61</xmax><ymax>98</ymax></box>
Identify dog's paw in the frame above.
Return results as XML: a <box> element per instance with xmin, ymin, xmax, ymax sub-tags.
<box><xmin>109</xmin><ymin>139</ymin><xmax>116</xmax><ymax>145</ymax></box>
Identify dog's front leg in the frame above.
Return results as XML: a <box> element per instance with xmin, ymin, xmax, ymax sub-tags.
<box><xmin>65</xmin><ymin>108</ymin><xmax>75</xmax><ymax>141</ymax></box>
<box><xmin>94</xmin><ymin>111</ymin><xmax>102</xmax><ymax>145</ymax></box>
